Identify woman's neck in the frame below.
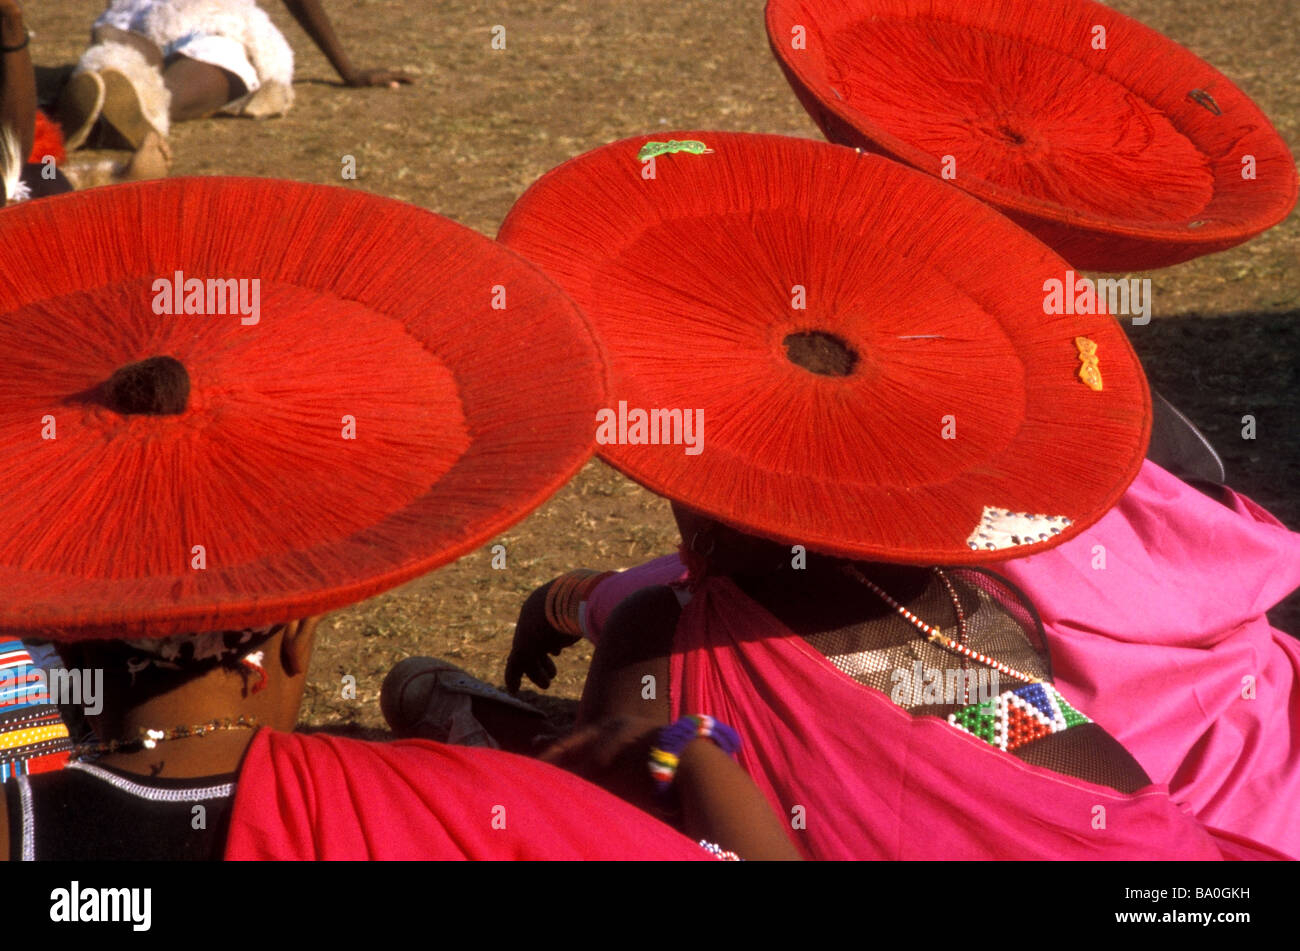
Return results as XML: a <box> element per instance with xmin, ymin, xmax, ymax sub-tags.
<box><xmin>83</xmin><ymin>670</ymin><xmax>299</xmax><ymax>778</ymax></box>
<box><xmin>730</xmin><ymin>559</ymin><xmax>936</xmax><ymax>634</ymax></box>
<box><xmin>89</xmin><ymin>726</ymin><xmax>259</xmax><ymax>779</ymax></box>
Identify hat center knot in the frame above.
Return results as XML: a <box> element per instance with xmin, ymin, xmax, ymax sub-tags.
<box><xmin>995</xmin><ymin>123</ymin><xmax>1026</xmax><ymax>146</ymax></box>
<box><xmin>104</xmin><ymin>356</ymin><xmax>191</xmax><ymax>416</ymax></box>
<box><xmin>784</xmin><ymin>331</ymin><xmax>857</xmax><ymax>377</ymax></box>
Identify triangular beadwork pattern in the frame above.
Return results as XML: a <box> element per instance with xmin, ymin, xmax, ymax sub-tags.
<box><xmin>947</xmin><ymin>684</ymin><xmax>1091</xmax><ymax>752</ymax></box>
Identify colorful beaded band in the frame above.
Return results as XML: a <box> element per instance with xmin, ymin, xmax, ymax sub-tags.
<box><xmin>649</xmin><ymin>714</ymin><xmax>742</xmax><ymax>795</ymax></box>
<box><xmin>543</xmin><ymin>569</ymin><xmax>614</xmax><ymax>637</ymax></box>
<box><xmin>947</xmin><ymin>683</ymin><xmax>1091</xmax><ymax>753</ymax></box>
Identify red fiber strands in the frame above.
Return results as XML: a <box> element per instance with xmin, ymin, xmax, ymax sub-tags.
<box><xmin>0</xmin><ymin>178</ymin><xmax>605</xmax><ymax>638</ymax></box>
<box><xmin>766</xmin><ymin>0</ymin><xmax>1298</xmax><ymax>270</ymax></box>
<box><xmin>31</xmin><ymin>112</ymin><xmax>66</xmax><ymax>166</ymax></box>
<box><xmin>500</xmin><ymin>132</ymin><xmax>1149</xmax><ymax>565</ymax></box>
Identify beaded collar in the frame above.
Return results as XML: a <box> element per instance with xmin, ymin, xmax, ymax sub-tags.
<box><xmin>843</xmin><ymin>565</ymin><xmax>1094</xmax><ymax>752</ymax></box>
<box><xmin>64</xmin><ymin>760</ymin><xmax>235</xmax><ymax>802</ymax></box>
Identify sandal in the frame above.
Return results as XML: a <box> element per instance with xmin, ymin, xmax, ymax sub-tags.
<box><xmin>97</xmin><ymin>68</ymin><xmax>159</xmax><ymax>151</ymax></box>
<box><xmin>55</xmin><ymin>70</ymin><xmax>106</xmax><ymax>151</ymax></box>
<box><xmin>381</xmin><ymin>657</ymin><xmax>545</xmax><ymax>749</ymax></box>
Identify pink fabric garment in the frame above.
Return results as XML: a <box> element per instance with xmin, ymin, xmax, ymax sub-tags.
<box><xmin>669</xmin><ymin>575</ymin><xmax>1270</xmax><ymax>860</ymax></box>
<box><xmin>584</xmin><ymin>553</ymin><xmax>688</xmax><ymax>643</ymax></box>
<box><xmin>581</xmin><ymin>464</ymin><xmax>1299</xmax><ymax>858</ymax></box>
<box><xmin>225</xmin><ymin>728</ymin><xmax>710</xmax><ymax>860</ymax></box>
<box><xmin>993</xmin><ymin>461</ymin><xmax>1300</xmax><ymax>859</ymax></box>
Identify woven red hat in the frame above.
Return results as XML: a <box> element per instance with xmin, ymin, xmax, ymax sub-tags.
<box><xmin>766</xmin><ymin>0</ymin><xmax>1298</xmax><ymax>271</ymax></box>
<box><xmin>500</xmin><ymin>132</ymin><xmax>1150</xmax><ymax>565</ymax></box>
<box><xmin>0</xmin><ymin>178</ymin><xmax>605</xmax><ymax>639</ymax></box>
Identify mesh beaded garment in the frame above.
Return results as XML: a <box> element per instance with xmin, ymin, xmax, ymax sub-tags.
<box><xmin>804</xmin><ymin>568</ymin><xmax>1054</xmax><ymax>713</ymax></box>
<box><xmin>766</xmin><ymin>0</ymin><xmax>1298</xmax><ymax>270</ymax></box>
<box><xmin>9</xmin><ymin>760</ymin><xmax>236</xmax><ymax>860</ymax></box>
<box><xmin>0</xmin><ymin>178</ymin><xmax>606</xmax><ymax>639</ymax></box>
<box><xmin>749</xmin><ymin>566</ymin><xmax>1149</xmax><ymax>792</ymax></box>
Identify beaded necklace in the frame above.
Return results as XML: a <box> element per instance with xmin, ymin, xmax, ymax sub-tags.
<box><xmin>841</xmin><ymin>564</ymin><xmax>1045</xmax><ymax>687</ymax></box>
<box><xmin>65</xmin><ymin>761</ymin><xmax>235</xmax><ymax>802</ymax></box>
<box><xmin>69</xmin><ymin>715</ymin><xmax>259</xmax><ymax>761</ymax></box>
<box><xmin>842</xmin><ymin>565</ymin><xmax>1093</xmax><ymax>753</ymax></box>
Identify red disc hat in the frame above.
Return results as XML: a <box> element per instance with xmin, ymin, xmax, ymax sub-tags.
<box><xmin>0</xmin><ymin>178</ymin><xmax>605</xmax><ymax>639</ymax></box>
<box><xmin>766</xmin><ymin>0</ymin><xmax>1298</xmax><ymax>271</ymax></box>
<box><xmin>500</xmin><ymin>131</ymin><xmax>1150</xmax><ymax>565</ymax></box>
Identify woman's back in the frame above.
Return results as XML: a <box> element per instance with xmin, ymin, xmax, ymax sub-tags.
<box><xmin>8</xmin><ymin>760</ymin><xmax>234</xmax><ymax>860</ymax></box>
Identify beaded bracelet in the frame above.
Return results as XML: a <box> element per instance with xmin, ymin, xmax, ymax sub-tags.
<box><xmin>698</xmin><ymin>840</ymin><xmax>741</xmax><ymax>861</ymax></box>
<box><xmin>648</xmin><ymin>714</ymin><xmax>742</xmax><ymax>795</ymax></box>
<box><xmin>543</xmin><ymin>569</ymin><xmax>614</xmax><ymax>637</ymax></box>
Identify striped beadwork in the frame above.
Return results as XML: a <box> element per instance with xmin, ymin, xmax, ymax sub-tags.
<box><xmin>922</xmin><ymin>627</ymin><xmax>1045</xmax><ymax>686</ymax></box>
<box><xmin>1</xmin><ymin>640</ymin><xmax>72</xmax><ymax>782</ymax></box>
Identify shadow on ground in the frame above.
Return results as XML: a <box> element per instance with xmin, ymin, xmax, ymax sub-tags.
<box><xmin>299</xmin><ymin>695</ymin><xmax>580</xmax><ymax>742</ymax></box>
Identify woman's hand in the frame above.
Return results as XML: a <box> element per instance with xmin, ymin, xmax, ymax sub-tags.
<box><xmin>539</xmin><ymin>714</ymin><xmax>662</xmax><ymax>805</ymax></box>
<box><xmin>542</xmin><ymin>714</ymin><xmax>804</xmax><ymax>859</ymax></box>
<box><xmin>280</xmin><ymin>1</ymin><xmax>416</xmax><ymax>89</ymax></box>
<box><xmin>504</xmin><ymin>581</ymin><xmax>581</xmax><ymax>694</ymax></box>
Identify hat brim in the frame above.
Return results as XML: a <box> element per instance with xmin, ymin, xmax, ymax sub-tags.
<box><xmin>766</xmin><ymin>0</ymin><xmax>1298</xmax><ymax>271</ymax></box>
<box><xmin>0</xmin><ymin>178</ymin><xmax>606</xmax><ymax>638</ymax></box>
<box><xmin>500</xmin><ymin>132</ymin><xmax>1150</xmax><ymax>564</ymax></box>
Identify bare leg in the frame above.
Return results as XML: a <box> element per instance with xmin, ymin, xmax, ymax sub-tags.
<box><xmin>163</xmin><ymin>56</ymin><xmax>247</xmax><ymax>122</ymax></box>
<box><xmin>62</xmin><ymin>27</ymin><xmax>168</xmax><ymax>150</ymax></box>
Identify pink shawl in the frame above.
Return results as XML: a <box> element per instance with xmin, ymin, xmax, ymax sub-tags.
<box><xmin>993</xmin><ymin>462</ymin><xmax>1300</xmax><ymax>858</ymax></box>
<box><xmin>671</xmin><ymin>574</ymin><xmax>1272</xmax><ymax>859</ymax></box>
<box><xmin>225</xmin><ymin>729</ymin><xmax>709</xmax><ymax>860</ymax></box>
<box><xmin>584</xmin><ymin>461</ymin><xmax>1298</xmax><ymax>858</ymax></box>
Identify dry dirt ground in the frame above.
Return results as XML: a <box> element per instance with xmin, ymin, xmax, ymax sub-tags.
<box><xmin>26</xmin><ymin>0</ymin><xmax>1298</xmax><ymax>734</ymax></box>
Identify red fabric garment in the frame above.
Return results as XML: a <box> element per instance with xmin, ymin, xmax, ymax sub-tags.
<box><xmin>667</xmin><ymin>575</ymin><xmax>1276</xmax><ymax>860</ymax></box>
<box><xmin>225</xmin><ymin>729</ymin><xmax>709</xmax><ymax>860</ymax></box>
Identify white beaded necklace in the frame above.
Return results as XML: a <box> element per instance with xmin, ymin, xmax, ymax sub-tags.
<box><xmin>65</xmin><ymin>760</ymin><xmax>234</xmax><ymax>802</ymax></box>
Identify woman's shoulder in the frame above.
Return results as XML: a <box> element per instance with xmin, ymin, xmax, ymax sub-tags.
<box><xmin>600</xmin><ymin>584</ymin><xmax>685</xmax><ymax>660</ymax></box>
